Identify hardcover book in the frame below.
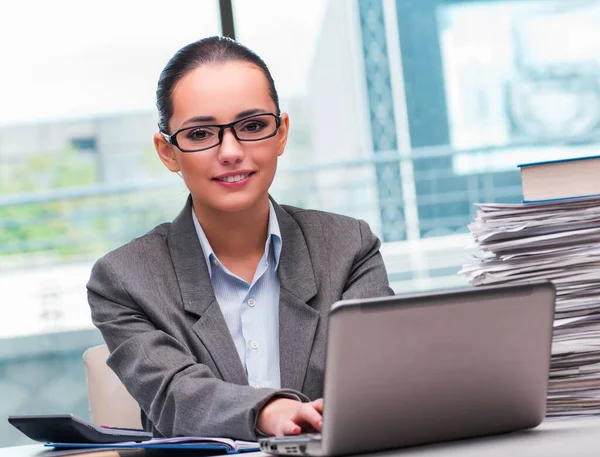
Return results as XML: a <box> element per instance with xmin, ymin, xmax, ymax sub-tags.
<box><xmin>518</xmin><ymin>155</ymin><xmax>600</xmax><ymax>203</ymax></box>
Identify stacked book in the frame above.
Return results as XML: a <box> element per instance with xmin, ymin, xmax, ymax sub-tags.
<box><xmin>461</xmin><ymin>155</ymin><xmax>600</xmax><ymax>417</ymax></box>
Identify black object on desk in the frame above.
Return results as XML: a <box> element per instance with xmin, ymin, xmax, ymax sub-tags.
<box><xmin>8</xmin><ymin>414</ymin><xmax>152</xmax><ymax>444</ymax></box>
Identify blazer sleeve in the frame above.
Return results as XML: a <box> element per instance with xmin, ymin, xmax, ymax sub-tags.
<box><xmin>87</xmin><ymin>257</ymin><xmax>307</xmax><ymax>440</ymax></box>
<box><xmin>341</xmin><ymin>219</ymin><xmax>395</xmax><ymax>300</ymax></box>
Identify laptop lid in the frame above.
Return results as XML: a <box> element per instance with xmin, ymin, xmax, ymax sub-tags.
<box><xmin>320</xmin><ymin>281</ymin><xmax>555</xmax><ymax>456</ymax></box>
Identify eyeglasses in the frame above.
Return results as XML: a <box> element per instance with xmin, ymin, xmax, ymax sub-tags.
<box><xmin>161</xmin><ymin>113</ymin><xmax>281</xmax><ymax>153</ymax></box>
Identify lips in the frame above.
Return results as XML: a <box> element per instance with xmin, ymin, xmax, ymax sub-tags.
<box><xmin>213</xmin><ymin>171</ymin><xmax>255</xmax><ymax>183</ymax></box>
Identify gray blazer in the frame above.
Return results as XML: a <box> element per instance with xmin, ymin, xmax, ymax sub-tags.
<box><xmin>87</xmin><ymin>196</ymin><xmax>394</xmax><ymax>440</ymax></box>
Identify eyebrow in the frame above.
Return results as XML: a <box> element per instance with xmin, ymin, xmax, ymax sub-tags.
<box><xmin>181</xmin><ymin>108</ymin><xmax>269</xmax><ymax>127</ymax></box>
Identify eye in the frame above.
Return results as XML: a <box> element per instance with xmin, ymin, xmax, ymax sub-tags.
<box><xmin>240</xmin><ymin>120</ymin><xmax>266</xmax><ymax>133</ymax></box>
<box><xmin>186</xmin><ymin>128</ymin><xmax>215</xmax><ymax>142</ymax></box>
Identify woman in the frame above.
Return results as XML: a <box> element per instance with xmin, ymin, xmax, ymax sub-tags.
<box><xmin>87</xmin><ymin>36</ymin><xmax>394</xmax><ymax>441</ymax></box>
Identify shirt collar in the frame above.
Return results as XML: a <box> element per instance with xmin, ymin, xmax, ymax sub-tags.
<box><xmin>191</xmin><ymin>201</ymin><xmax>282</xmax><ymax>277</ymax></box>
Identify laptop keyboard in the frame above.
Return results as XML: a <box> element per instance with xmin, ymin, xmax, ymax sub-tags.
<box><xmin>297</xmin><ymin>433</ymin><xmax>322</xmax><ymax>440</ymax></box>
<box><xmin>275</xmin><ymin>432</ymin><xmax>321</xmax><ymax>442</ymax></box>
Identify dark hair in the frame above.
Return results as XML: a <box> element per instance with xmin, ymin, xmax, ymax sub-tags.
<box><xmin>156</xmin><ymin>36</ymin><xmax>280</xmax><ymax>133</ymax></box>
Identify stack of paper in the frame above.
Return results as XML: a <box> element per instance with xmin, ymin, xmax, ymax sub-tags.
<box><xmin>460</xmin><ymin>196</ymin><xmax>600</xmax><ymax>417</ymax></box>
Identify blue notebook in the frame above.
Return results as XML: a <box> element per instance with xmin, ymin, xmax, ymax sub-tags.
<box><xmin>46</xmin><ymin>436</ymin><xmax>260</xmax><ymax>454</ymax></box>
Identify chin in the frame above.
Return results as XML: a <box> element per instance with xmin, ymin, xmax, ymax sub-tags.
<box><xmin>208</xmin><ymin>193</ymin><xmax>267</xmax><ymax>213</ymax></box>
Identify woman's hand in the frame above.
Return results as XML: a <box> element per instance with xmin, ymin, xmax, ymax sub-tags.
<box><xmin>257</xmin><ymin>398</ymin><xmax>323</xmax><ymax>436</ymax></box>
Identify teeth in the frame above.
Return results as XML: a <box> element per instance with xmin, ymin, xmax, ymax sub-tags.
<box><xmin>219</xmin><ymin>173</ymin><xmax>249</xmax><ymax>183</ymax></box>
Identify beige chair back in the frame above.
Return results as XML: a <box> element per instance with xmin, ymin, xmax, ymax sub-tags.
<box><xmin>83</xmin><ymin>344</ymin><xmax>142</xmax><ymax>429</ymax></box>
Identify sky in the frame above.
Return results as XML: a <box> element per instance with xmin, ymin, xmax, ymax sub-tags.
<box><xmin>0</xmin><ymin>0</ymin><xmax>327</xmax><ymax>126</ymax></box>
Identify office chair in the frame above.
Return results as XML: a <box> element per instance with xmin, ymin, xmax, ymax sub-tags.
<box><xmin>82</xmin><ymin>344</ymin><xmax>142</xmax><ymax>429</ymax></box>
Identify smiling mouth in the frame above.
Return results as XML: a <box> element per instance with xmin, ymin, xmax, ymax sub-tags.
<box><xmin>214</xmin><ymin>172</ymin><xmax>255</xmax><ymax>183</ymax></box>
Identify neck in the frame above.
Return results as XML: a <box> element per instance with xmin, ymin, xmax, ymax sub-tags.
<box><xmin>192</xmin><ymin>195</ymin><xmax>271</xmax><ymax>259</ymax></box>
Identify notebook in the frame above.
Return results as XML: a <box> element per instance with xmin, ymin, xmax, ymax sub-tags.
<box><xmin>47</xmin><ymin>436</ymin><xmax>259</xmax><ymax>453</ymax></box>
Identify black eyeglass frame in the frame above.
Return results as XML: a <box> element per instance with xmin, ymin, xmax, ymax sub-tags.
<box><xmin>160</xmin><ymin>113</ymin><xmax>282</xmax><ymax>153</ymax></box>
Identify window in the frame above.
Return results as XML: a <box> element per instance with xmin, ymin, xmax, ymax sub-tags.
<box><xmin>0</xmin><ymin>1</ymin><xmax>220</xmax><ymax>445</ymax></box>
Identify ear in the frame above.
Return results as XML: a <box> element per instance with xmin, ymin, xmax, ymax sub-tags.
<box><xmin>276</xmin><ymin>113</ymin><xmax>290</xmax><ymax>157</ymax></box>
<box><xmin>153</xmin><ymin>132</ymin><xmax>181</xmax><ymax>172</ymax></box>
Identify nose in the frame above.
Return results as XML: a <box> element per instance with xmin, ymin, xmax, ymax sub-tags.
<box><xmin>217</xmin><ymin>127</ymin><xmax>244</xmax><ymax>164</ymax></box>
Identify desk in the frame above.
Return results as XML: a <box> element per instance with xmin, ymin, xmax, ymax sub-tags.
<box><xmin>3</xmin><ymin>417</ymin><xmax>600</xmax><ymax>457</ymax></box>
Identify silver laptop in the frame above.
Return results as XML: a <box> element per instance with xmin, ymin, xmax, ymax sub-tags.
<box><xmin>260</xmin><ymin>281</ymin><xmax>556</xmax><ymax>456</ymax></box>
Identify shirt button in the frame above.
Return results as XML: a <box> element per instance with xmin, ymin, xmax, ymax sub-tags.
<box><xmin>248</xmin><ymin>298</ymin><xmax>256</xmax><ymax>307</ymax></box>
<box><xmin>255</xmin><ymin>383</ymin><xmax>265</xmax><ymax>389</ymax></box>
<box><xmin>250</xmin><ymin>341</ymin><xmax>259</xmax><ymax>350</ymax></box>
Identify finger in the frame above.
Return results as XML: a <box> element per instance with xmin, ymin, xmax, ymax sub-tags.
<box><xmin>293</xmin><ymin>404</ymin><xmax>323</xmax><ymax>431</ymax></box>
<box><xmin>278</xmin><ymin>420</ymin><xmax>301</xmax><ymax>436</ymax></box>
<box><xmin>311</xmin><ymin>398</ymin><xmax>324</xmax><ymax>413</ymax></box>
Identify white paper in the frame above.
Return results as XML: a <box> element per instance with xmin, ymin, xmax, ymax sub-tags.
<box><xmin>463</xmin><ymin>196</ymin><xmax>600</xmax><ymax>416</ymax></box>
<box><xmin>127</xmin><ymin>437</ymin><xmax>259</xmax><ymax>450</ymax></box>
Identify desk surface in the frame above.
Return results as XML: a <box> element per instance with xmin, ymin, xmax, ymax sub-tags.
<box><xmin>3</xmin><ymin>416</ymin><xmax>600</xmax><ymax>457</ymax></box>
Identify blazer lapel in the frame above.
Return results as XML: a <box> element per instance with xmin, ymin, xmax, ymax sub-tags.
<box><xmin>273</xmin><ymin>200</ymin><xmax>320</xmax><ymax>392</ymax></box>
<box><xmin>167</xmin><ymin>196</ymin><xmax>248</xmax><ymax>385</ymax></box>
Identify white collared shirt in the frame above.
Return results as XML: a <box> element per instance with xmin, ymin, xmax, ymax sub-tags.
<box><xmin>191</xmin><ymin>202</ymin><xmax>282</xmax><ymax>389</ymax></box>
